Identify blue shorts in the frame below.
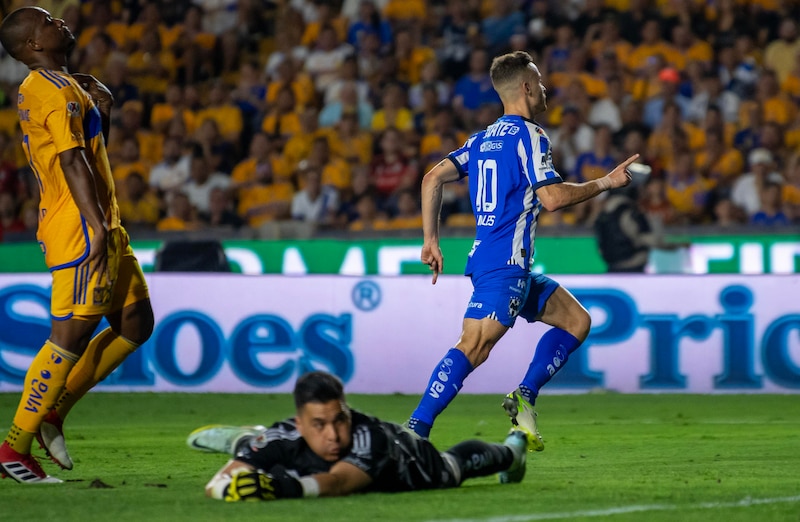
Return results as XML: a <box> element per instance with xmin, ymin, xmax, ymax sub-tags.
<box><xmin>464</xmin><ymin>271</ymin><xmax>559</xmax><ymax>327</ymax></box>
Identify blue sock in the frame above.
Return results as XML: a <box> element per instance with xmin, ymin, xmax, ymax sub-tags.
<box><xmin>519</xmin><ymin>328</ymin><xmax>581</xmax><ymax>404</ymax></box>
<box><xmin>409</xmin><ymin>348</ymin><xmax>473</xmax><ymax>438</ymax></box>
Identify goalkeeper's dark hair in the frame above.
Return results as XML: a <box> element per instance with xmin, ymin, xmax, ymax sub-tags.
<box><xmin>293</xmin><ymin>371</ymin><xmax>345</xmax><ymax>410</ymax></box>
<box><xmin>0</xmin><ymin>8</ymin><xmax>38</xmax><ymax>61</ymax></box>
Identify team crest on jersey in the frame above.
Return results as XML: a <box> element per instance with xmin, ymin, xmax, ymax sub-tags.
<box><xmin>67</xmin><ymin>101</ymin><xmax>81</xmax><ymax>117</ymax></box>
<box><xmin>508</xmin><ymin>296</ymin><xmax>522</xmax><ymax>318</ymax></box>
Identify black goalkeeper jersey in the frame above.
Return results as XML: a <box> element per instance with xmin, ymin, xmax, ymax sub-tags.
<box><xmin>235</xmin><ymin>409</ymin><xmax>457</xmax><ymax>492</ymax></box>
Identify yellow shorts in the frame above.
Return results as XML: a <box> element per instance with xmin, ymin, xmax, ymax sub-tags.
<box><xmin>50</xmin><ymin>227</ymin><xmax>149</xmax><ymax>320</ymax></box>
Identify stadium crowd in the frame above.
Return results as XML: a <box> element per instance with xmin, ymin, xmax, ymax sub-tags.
<box><xmin>1</xmin><ymin>0</ymin><xmax>800</xmax><ymax>243</ymax></box>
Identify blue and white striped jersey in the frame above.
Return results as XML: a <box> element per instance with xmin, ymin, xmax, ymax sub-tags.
<box><xmin>447</xmin><ymin>115</ymin><xmax>563</xmax><ymax>276</ymax></box>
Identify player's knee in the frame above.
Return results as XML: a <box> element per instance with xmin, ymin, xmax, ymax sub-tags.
<box><xmin>119</xmin><ymin>299</ymin><xmax>154</xmax><ymax>345</ymax></box>
<box><xmin>573</xmin><ymin>308</ymin><xmax>591</xmax><ymax>341</ymax></box>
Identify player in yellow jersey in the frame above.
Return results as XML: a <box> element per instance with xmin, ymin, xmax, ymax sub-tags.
<box><xmin>0</xmin><ymin>7</ymin><xmax>154</xmax><ymax>484</ymax></box>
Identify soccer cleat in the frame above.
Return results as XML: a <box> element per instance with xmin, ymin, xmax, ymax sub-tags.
<box><xmin>502</xmin><ymin>390</ymin><xmax>544</xmax><ymax>452</ymax></box>
<box><xmin>498</xmin><ymin>429</ymin><xmax>528</xmax><ymax>484</ymax></box>
<box><xmin>0</xmin><ymin>442</ymin><xmax>62</xmax><ymax>484</ymax></box>
<box><xmin>187</xmin><ymin>425</ymin><xmax>266</xmax><ymax>454</ymax></box>
<box><xmin>37</xmin><ymin>410</ymin><xmax>73</xmax><ymax>470</ymax></box>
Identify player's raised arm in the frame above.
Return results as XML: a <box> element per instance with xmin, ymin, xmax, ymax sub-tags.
<box><xmin>536</xmin><ymin>154</ymin><xmax>639</xmax><ymax>212</ymax></box>
<box><xmin>421</xmin><ymin>158</ymin><xmax>462</xmax><ymax>284</ymax></box>
<box><xmin>59</xmin><ymin>147</ymin><xmax>109</xmax><ymax>281</ymax></box>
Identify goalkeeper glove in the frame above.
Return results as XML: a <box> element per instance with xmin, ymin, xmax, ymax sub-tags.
<box><xmin>224</xmin><ymin>468</ymin><xmax>303</xmax><ymax>502</ymax></box>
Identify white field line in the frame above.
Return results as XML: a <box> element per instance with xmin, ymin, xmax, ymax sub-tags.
<box><xmin>426</xmin><ymin>495</ymin><xmax>800</xmax><ymax>522</ymax></box>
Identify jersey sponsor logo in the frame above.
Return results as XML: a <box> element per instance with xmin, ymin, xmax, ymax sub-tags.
<box><xmin>546</xmin><ymin>349</ymin><xmax>566</xmax><ymax>376</ymax></box>
<box><xmin>467</xmin><ymin>301</ymin><xmax>483</xmax><ymax>309</ymax></box>
<box><xmin>351</xmin><ymin>425</ymin><xmax>372</xmax><ymax>459</ymax></box>
<box><xmin>18</xmin><ymin>109</ymin><xmax>30</xmax><ymax>122</ymax></box>
<box><xmin>17</xmin><ymin>93</ymin><xmax>24</xmax><ymax>104</ymax></box>
<box><xmin>479</xmin><ymin>140</ymin><xmax>503</xmax><ymax>152</ymax></box>
<box><xmin>67</xmin><ymin>101</ymin><xmax>81</xmax><ymax>117</ymax></box>
<box><xmin>485</xmin><ymin>122</ymin><xmax>519</xmax><ymax>138</ymax></box>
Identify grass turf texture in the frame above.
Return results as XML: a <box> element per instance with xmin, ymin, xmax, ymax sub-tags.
<box><xmin>0</xmin><ymin>393</ymin><xmax>798</xmax><ymax>522</ymax></box>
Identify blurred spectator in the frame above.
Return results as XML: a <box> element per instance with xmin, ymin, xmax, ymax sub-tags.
<box><xmin>319</xmin><ymin>80</ymin><xmax>373</xmax><ymax>130</ymax></box>
<box><xmin>382</xmin><ymin>0</ymin><xmax>426</xmax><ymax>26</ymax></box>
<box><xmin>542</xmin><ymin>24</ymin><xmax>577</xmax><ymax>76</ymax></box>
<box><xmin>348</xmin><ymin>193</ymin><xmax>388</xmax><ymax>231</ymax></box>
<box><xmin>347</xmin><ymin>0</ymin><xmax>392</xmax><ymax>52</ymax></box>
<box><xmin>588</xmin><ymin>75</ymin><xmax>628</xmax><ymax>132</ymax></box>
<box><xmin>337</xmin><ymin>166</ymin><xmax>377</xmax><ymax>225</ymax></box>
<box><xmin>291</xmin><ymin>162</ymin><xmax>339</xmax><ymax>226</ymax></box>
<box><xmin>419</xmin><ymin>108</ymin><xmax>466</xmax><ymax>160</ymax></box>
<box><xmin>750</xmin><ymin>182</ymin><xmax>790</xmax><ymax>226</ymax></box>
<box><xmin>156</xmin><ymin>191</ymin><xmax>200</xmax><ymax>231</ymax></box>
<box><xmin>149</xmin><ymin>135</ymin><xmax>191</xmax><ymax>195</ymax></box>
<box><xmin>712</xmin><ymin>197</ymin><xmax>744</xmax><ymax>227</ymax></box>
<box><xmin>200</xmin><ymin>186</ymin><xmax>244</xmax><ymax>229</ymax></box>
<box><xmin>730</xmin><ymin>148</ymin><xmax>785</xmax><ymax>218</ymax></box>
<box><xmin>76</xmin><ymin>1</ymin><xmax>127</xmax><ymax>51</ymax></box>
<box><xmin>108</xmin><ymin>100</ymin><xmax>162</xmax><ymax>166</ymax></box>
<box><xmin>371</xmin><ymin>82</ymin><xmax>414</xmax><ymax>132</ymax></box>
<box><xmin>646</xmin><ymin>102</ymin><xmax>701</xmax><ymax>173</ymax></box>
<box><xmin>639</xmin><ymin>176</ymin><xmax>677</xmax><ymax>227</ymax></box>
<box><xmin>231</xmin><ymin>133</ymin><xmax>291</xmax><ymax>197</ymax></box>
<box><xmin>118</xmin><ymin>172</ymin><xmax>160</xmax><ymax>229</ymax></box>
<box><xmin>377</xmin><ymin>188</ymin><xmax>422</xmax><ymax>230</ymax></box>
<box><xmin>780</xmin><ymin>50</ymin><xmax>800</xmax><ymax>102</ymax></box>
<box><xmin>283</xmin><ymin>107</ymin><xmax>331</xmax><ymax>171</ymax></box>
<box><xmin>452</xmin><ymin>48</ymin><xmax>501</xmax><ymax>126</ymax></box>
<box><xmin>643</xmin><ymin>67</ymin><xmax>691</xmax><ymax>130</ymax></box>
<box><xmin>716</xmin><ymin>43</ymin><xmax>759</xmax><ymax>99</ymax></box>
<box><xmin>196</xmin><ymin>82</ymin><xmax>244</xmax><ymax>146</ymax></box>
<box><xmin>305</xmin><ymin>25</ymin><xmax>354</xmax><ymax>92</ymax></box>
<box><xmin>194</xmin><ymin>117</ymin><xmax>236</xmax><ymax>174</ymax></box>
<box><xmin>329</xmin><ymin>110</ymin><xmax>373</xmax><ymax>167</ymax></box>
<box><xmin>266</xmin><ymin>58</ymin><xmax>316</xmax><ymax>110</ymax></box>
<box><xmin>301</xmin><ymin>1</ymin><xmax>348</xmax><ymax>48</ymax></box>
<box><xmin>627</xmin><ymin>19</ymin><xmax>682</xmax><ymax>75</ymax></box>
<box><xmin>782</xmin><ymin>152</ymin><xmax>800</xmax><ymax>222</ymax></box>
<box><xmin>526</xmin><ymin>0</ymin><xmax>563</xmax><ymax>51</ymax></box>
<box><xmin>126</xmin><ymin>30</ymin><xmax>176</xmax><ymax>105</ymax></box>
<box><xmin>755</xmin><ymin>70</ymin><xmax>796</xmax><ymax>128</ymax></box>
<box><xmin>173</xmin><ymin>4</ymin><xmax>217</xmax><ymax>85</ymax></box>
<box><xmin>113</xmin><ymin>136</ymin><xmax>151</xmax><ymax>188</ymax></box>
<box><xmin>573</xmin><ymin>124</ymin><xmax>616</xmax><ymax>182</ymax></box>
<box><xmin>550</xmin><ymin>106</ymin><xmax>594</xmax><ymax>175</ymax></box>
<box><xmin>184</xmin><ymin>144</ymin><xmax>232</xmax><ymax>215</ymax></box>
<box><xmin>306</xmin><ymin>136</ymin><xmax>351</xmax><ymax>192</ymax></box>
<box><xmin>78</xmin><ymin>32</ymin><xmax>115</xmax><ymax>80</ymax></box>
<box><xmin>594</xmin><ymin>184</ymin><xmax>653</xmax><ymax>273</ymax></box>
<box><xmin>230</xmin><ymin>60</ymin><xmax>268</xmax><ymax>137</ymax></box>
<box><xmin>664</xmin><ymin>150</ymin><xmax>714</xmax><ymax>224</ymax></box>
<box><xmin>695</xmin><ymin>127</ymin><xmax>743</xmax><ymax>188</ymax></box>
<box><xmin>688</xmin><ymin>71</ymin><xmax>741</xmax><ymax>125</ymax></box>
<box><xmin>370</xmin><ymin>127</ymin><xmax>418</xmax><ymax>211</ymax></box>
<box><xmin>409</xmin><ymin>60</ymin><xmax>450</xmax><ymax>112</ymax></box>
<box><xmin>394</xmin><ymin>27</ymin><xmax>435</xmax><ymax>86</ymax></box>
<box><xmin>435</xmin><ymin>0</ymin><xmax>480</xmax><ymax>81</ymax></box>
<box><xmin>670</xmin><ymin>24</ymin><xmax>713</xmax><ymax>71</ymax></box>
<box><xmin>103</xmin><ymin>55</ymin><xmax>140</xmax><ymax>113</ymax></box>
<box><xmin>480</xmin><ymin>0</ymin><xmax>525</xmax><ymax>56</ymax></box>
<box><xmin>261</xmin><ymin>86</ymin><xmax>302</xmax><ymax>143</ymax></box>
<box><xmin>323</xmin><ymin>55</ymin><xmax>370</xmax><ymax>107</ymax></box>
<box><xmin>0</xmin><ymin>131</ymin><xmax>19</xmax><ymax>196</ymax></box>
<box><xmin>764</xmin><ymin>19</ymin><xmax>800</xmax><ymax>85</ymax></box>
<box><xmin>151</xmin><ymin>83</ymin><xmax>197</xmax><ymax>136</ymax></box>
<box><xmin>757</xmin><ymin>121</ymin><xmax>789</xmax><ymax>169</ymax></box>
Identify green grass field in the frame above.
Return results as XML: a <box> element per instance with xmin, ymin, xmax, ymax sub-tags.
<box><xmin>1</xmin><ymin>392</ymin><xmax>798</xmax><ymax>522</ymax></box>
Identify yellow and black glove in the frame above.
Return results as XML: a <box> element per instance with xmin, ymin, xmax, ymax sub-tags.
<box><xmin>224</xmin><ymin>468</ymin><xmax>303</xmax><ymax>502</ymax></box>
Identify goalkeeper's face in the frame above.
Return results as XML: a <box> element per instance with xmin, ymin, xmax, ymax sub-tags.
<box><xmin>296</xmin><ymin>400</ymin><xmax>353</xmax><ymax>462</ymax></box>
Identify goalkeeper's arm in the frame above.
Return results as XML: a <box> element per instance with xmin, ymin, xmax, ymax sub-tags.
<box><xmin>206</xmin><ymin>459</ymin><xmax>372</xmax><ymax>501</ymax></box>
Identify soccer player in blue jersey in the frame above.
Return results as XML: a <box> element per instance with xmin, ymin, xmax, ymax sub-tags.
<box><xmin>407</xmin><ymin>51</ymin><xmax>639</xmax><ymax>447</ymax></box>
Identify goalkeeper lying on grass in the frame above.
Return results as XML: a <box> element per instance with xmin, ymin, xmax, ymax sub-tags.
<box><xmin>193</xmin><ymin>371</ymin><xmax>529</xmax><ymax>501</ymax></box>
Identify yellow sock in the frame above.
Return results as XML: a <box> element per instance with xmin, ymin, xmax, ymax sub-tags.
<box><xmin>5</xmin><ymin>340</ymin><xmax>78</xmax><ymax>453</ymax></box>
<box><xmin>55</xmin><ymin>327</ymin><xmax>139</xmax><ymax>420</ymax></box>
